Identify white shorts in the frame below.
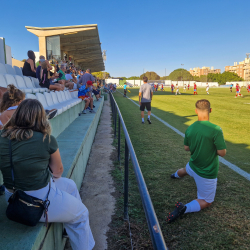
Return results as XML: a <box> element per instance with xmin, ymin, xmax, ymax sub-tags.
<box><xmin>186</xmin><ymin>163</ymin><xmax>217</xmax><ymax>203</ymax></box>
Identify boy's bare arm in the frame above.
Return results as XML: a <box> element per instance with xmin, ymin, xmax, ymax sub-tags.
<box><xmin>184</xmin><ymin>145</ymin><xmax>190</xmax><ymax>151</ymax></box>
<box><xmin>217</xmin><ymin>149</ymin><xmax>226</xmax><ymax>157</ymax></box>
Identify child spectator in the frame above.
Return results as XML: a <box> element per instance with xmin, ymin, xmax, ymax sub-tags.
<box><xmin>70</xmin><ymin>81</ymin><xmax>95</xmax><ymax>114</ymax></box>
<box><xmin>39</xmin><ymin>61</ymin><xmax>64</xmax><ymax>91</ymax></box>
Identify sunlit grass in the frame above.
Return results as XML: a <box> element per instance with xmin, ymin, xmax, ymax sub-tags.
<box><xmin>112</xmin><ymin>91</ymin><xmax>250</xmax><ymax>249</ymax></box>
<box><xmin>123</xmin><ymin>87</ymin><xmax>250</xmax><ymax>172</ymax></box>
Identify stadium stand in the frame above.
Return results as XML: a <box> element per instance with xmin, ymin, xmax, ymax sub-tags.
<box><xmin>13</xmin><ymin>66</ymin><xmax>23</xmax><ymax>76</ymax></box>
<box><xmin>0</xmin><ymin>61</ymin><xmax>104</xmax><ymax>250</ymax></box>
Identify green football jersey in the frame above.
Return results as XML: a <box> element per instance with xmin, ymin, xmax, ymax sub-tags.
<box><xmin>184</xmin><ymin>121</ymin><xmax>226</xmax><ymax>179</ymax></box>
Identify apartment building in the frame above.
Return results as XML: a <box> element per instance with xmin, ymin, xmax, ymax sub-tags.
<box><xmin>189</xmin><ymin>66</ymin><xmax>221</xmax><ymax>77</ymax></box>
<box><xmin>225</xmin><ymin>57</ymin><xmax>250</xmax><ymax>80</ymax></box>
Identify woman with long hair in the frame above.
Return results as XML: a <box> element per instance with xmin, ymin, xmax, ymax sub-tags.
<box><xmin>0</xmin><ymin>99</ymin><xmax>95</xmax><ymax>250</ymax></box>
<box><xmin>22</xmin><ymin>50</ymin><xmax>37</xmax><ymax>77</ymax></box>
<box><xmin>0</xmin><ymin>84</ymin><xmax>25</xmax><ymax>130</ymax></box>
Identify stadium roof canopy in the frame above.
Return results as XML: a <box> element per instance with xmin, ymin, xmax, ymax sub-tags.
<box><xmin>25</xmin><ymin>24</ymin><xmax>105</xmax><ymax>72</ymax></box>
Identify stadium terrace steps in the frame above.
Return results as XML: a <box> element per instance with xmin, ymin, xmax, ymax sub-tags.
<box><xmin>0</xmin><ymin>97</ymin><xmax>104</xmax><ymax>250</ymax></box>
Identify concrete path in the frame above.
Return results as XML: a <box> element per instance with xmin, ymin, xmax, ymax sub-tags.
<box><xmin>65</xmin><ymin>98</ymin><xmax>116</xmax><ymax>250</ymax></box>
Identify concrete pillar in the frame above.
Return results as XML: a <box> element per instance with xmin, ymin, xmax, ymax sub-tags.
<box><xmin>39</xmin><ymin>36</ymin><xmax>46</xmax><ymax>58</ymax></box>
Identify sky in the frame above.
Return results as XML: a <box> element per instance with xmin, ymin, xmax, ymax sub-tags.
<box><xmin>1</xmin><ymin>0</ymin><xmax>250</xmax><ymax>77</ymax></box>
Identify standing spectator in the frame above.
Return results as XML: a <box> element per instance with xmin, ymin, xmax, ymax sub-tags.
<box><xmin>0</xmin><ymin>99</ymin><xmax>95</xmax><ymax>250</ymax></box>
<box><xmin>139</xmin><ymin>76</ymin><xmax>153</xmax><ymax>124</ymax></box>
<box><xmin>22</xmin><ymin>50</ymin><xmax>37</xmax><ymax>77</ymax></box>
<box><xmin>78</xmin><ymin>69</ymin><xmax>95</xmax><ymax>88</ymax></box>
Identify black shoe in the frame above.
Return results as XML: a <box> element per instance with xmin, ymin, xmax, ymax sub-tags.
<box><xmin>62</xmin><ymin>228</ymin><xmax>69</xmax><ymax>239</ymax></box>
<box><xmin>167</xmin><ymin>202</ymin><xmax>186</xmax><ymax>223</ymax></box>
<box><xmin>171</xmin><ymin>174</ymin><xmax>178</xmax><ymax>179</ymax></box>
<box><xmin>45</xmin><ymin>109</ymin><xmax>57</xmax><ymax>120</ymax></box>
<box><xmin>147</xmin><ymin>118</ymin><xmax>151</xmax><ymax>124</ymax></box>
<box><xmin>0</xmin><ymin>185</ymin><xmax>5</xmax><ymax>195</ymax></box>
<box><xmin>142</xmin><ymin>121</ymin><xmax>144</xmax><ymax>124</ymax></box>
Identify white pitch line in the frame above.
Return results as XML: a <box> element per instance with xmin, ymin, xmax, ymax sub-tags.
<box><xmin>117</xmin><ymin>90</ymin><xmax>250</xmax><ymax>181</ymax></box>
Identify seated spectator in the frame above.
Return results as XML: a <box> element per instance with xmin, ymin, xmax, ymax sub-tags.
<box><xmin>0</xmin><ymin>85</ymin><xmax>25</xmax><ymax>130</ymax></box>
<box><xmin>92</xmin><ymin>83</ymin><xmax>102</xmax><ymax>101</ymax></box>
<box><xmin>71</xmin><ymin>73</ymin><xmax>78</xmax><ymax>84</ymax></box>
<box><xmin>65</xmin><ymin>69</ymin><xmax>73</xmax><ymax>81</ymax></box>
<box><xmin>70</xmin><ymin>81</ymin><xmax>95</xmax><ymax>114</ymax></box>
<box><xmin>77</xmin><ymin>70</ymin><xmax>81</xmax><ymax>80</ymax></box>
<box><xmin>104</xmin><ymin>84</ymin><xmax>109</xmax><ymax>92</ymax></box>
<box><xmin>0</xmin><ymin>85</ymin><xmax>57</xmax><ymax>130</ymax></box>
<box><xmin>22</xmin><ymin>50</ymin><xmax>37</xmax><ymax>77</ymax></box>
<box><xmin>39</xmin><ymin>61</ymin><xmax>64</xmax><ymax>91</ymax></box>
<box><xmin>36</xmin><ymin>56</ymin><xmax>52</xmax><ymax>81</ymax></box>
<box><xmin>0</xmin><ymin>99</ymin><xmax>95</xmax><ymax>250</ymax></box>
<box><xmin>57</xmin><ymin>64</ymin><xmax>74</xmax><ymax>89</ymax></box>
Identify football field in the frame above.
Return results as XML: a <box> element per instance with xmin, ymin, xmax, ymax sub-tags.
<box><xmin>111</xmin><ymin>87</ymin><xmax>250</xmax><ymax>249</ymax></box>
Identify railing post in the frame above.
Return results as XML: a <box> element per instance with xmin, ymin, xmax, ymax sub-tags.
<box><xmin>124</xmin><ymin>139</ymin><xmax>129</xmax><ymax>221</ymax></box>
<box><xmin>114</xmin><ymin>105</ymin><xmax>117</xmax><ymax>138</ymax></box>
<box><xmin>118</xmin><ymin>116</ymin><xmax>121</xmax><ymax>161</ymax></box>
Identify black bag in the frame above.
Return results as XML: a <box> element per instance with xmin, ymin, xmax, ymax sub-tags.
<box><xmin>6</xmin><ymin>140</ymin><xmax>51</xmax><ymax>227</ymax></box>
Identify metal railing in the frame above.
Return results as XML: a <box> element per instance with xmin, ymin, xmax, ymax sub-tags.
<box><xmin>109</xmin><ymin>92</ymin><xmax>168</xmax><ymax>250</ymax></box>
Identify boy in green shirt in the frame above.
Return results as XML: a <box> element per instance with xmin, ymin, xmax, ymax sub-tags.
<box><xmin>167</xmin><ymin>99</ymin><xmax>227</xmax><ymax>223</ymax></box>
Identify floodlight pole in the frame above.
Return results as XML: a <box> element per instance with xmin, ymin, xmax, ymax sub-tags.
<box><xmin>165</xmin><ymin>68</ymin><xmax>166</xmax><ymax>78</ymax></box>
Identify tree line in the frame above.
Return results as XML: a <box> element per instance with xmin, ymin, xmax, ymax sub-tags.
<box><xmin>92</xmin><ymin>68</ymin><xmax>244</xmax><ymax>85</ymax></box>
<box><xmin>115</xmin><ymin>69</ymin><xmax>244</xmax><ymax>85</ymax></box>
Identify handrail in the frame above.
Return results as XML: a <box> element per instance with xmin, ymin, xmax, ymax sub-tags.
<box><xmin>109</xmin><ymin>92</ymin><xmax>168</xmax><ymax>250</ymax></box>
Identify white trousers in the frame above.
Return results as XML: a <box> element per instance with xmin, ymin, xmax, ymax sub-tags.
<box><xmin>186</xmin><ymin>163</ymin><xmax>217</xmax><ymax>203</ymax></box>
<box><xmin>5</xmin><ymin>177</ymin><xmax>95</xmax><ymax>250</ymax></box>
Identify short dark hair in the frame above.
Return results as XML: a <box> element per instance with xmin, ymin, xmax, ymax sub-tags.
<box><xmin>143</xmin><ymin>76</ymin><xmax>148</xmax><ymax>82</ymax></box>
<box><xmin>67</xmin><ymin>69</ymin><xmax>70</xmax><ymax>74</ymax></box>
<box><xmin>195</xmin><ymin>99</ymin><xmax>210</xmax><ymax>111</ymax></box>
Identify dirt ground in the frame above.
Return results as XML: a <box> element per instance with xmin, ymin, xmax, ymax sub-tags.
<box><xmin>65</xmin><ymin>99</ymin><xmax>116</xmax><ymax>250</ymax></box>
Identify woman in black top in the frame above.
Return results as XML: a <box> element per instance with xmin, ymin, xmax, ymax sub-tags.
<box><xmin>22</xmin><ymin>50</ymin><xmax>37</xmax><ymax>77</ymax></box>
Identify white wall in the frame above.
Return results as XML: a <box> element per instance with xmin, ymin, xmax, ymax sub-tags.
<box><xmin>105</xmin><ymin>79</ymin><xmax>119</xmax><ymax>85</ymax></box>
<box><xmin>126</xmin><ymin>80</ymin><xmax>135</xmax><ymax>86</ymax></box>
<box><xmin>0</xmin><ymin>37</ymin><xmax>5</xmax><ymax>64</ymax></box>
<box><xmin>135</xmin><ymin>80</ymin><xmax>141</xmax><ymax>86</ymax></box>
<box><xmin>226</xmin><ymin>81</ymin><xmax>249</xmax><ymax>87</ymax></box>
<box><xmin>5</xmin><ymin>45</ymin><xmax>12</xmax><ymax>65</ymax></box>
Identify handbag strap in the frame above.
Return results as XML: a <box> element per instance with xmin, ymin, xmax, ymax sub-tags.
<box><xmin>9</xmin><ymin>140</ymin><xmax>15</xmax><ymax>190</ymax></box>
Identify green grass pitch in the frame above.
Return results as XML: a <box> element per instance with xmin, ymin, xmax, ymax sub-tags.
<box><xmin>111</xmin><ymin>87</ymin><xmax>250</xmax><ymax>249</ymax></box>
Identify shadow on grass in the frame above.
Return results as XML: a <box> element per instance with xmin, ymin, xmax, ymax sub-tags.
<box><xmin>111</xmin><ymin>91</ymin><xmax>250</xmax><ymax>250</ymax></box>
<box><xmin>124</xmin><ymin>91</ymin><xmax>250</xmax><ymax>174</ymax></box>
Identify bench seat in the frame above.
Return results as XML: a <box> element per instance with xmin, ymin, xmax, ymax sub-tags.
<box><xmin>0</xmin><ymin>98</ymin><xmax>104</xmax><ymax>250</ymax></box>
